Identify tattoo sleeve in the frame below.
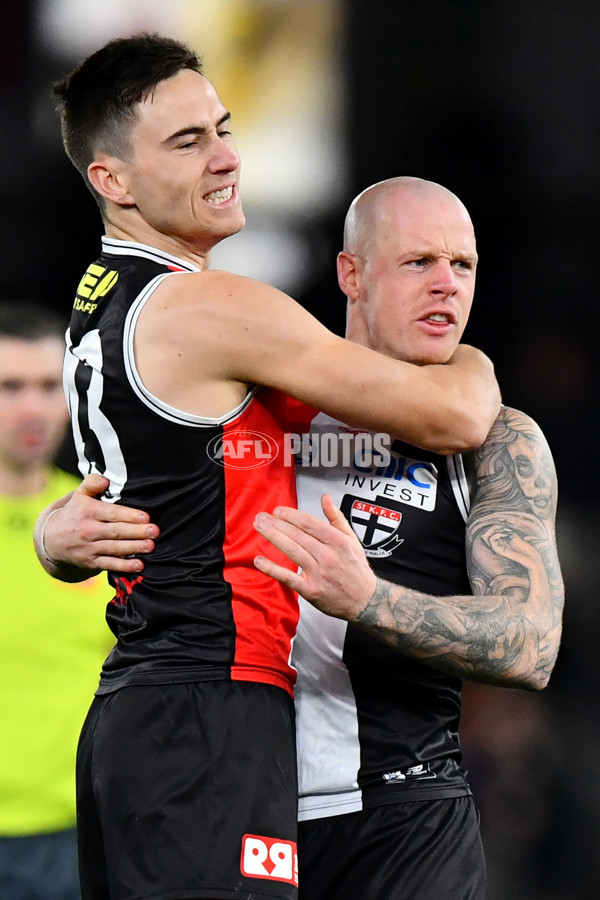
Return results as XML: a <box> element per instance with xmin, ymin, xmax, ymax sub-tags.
<box><xmin>356</xmin><ymin>407</ymin><xmax>564</xmax><ymax>689</ymax></box>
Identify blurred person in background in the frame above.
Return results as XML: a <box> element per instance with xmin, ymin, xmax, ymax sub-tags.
<box><xmin>0</xmin><ymin>301</ymin><xmax>112</xmax><ymax>900</ymax></box>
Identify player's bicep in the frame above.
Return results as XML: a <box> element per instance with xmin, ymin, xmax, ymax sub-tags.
<box><xmin>215</xmin><ymin>279</ymin><xmax>352</xmax><ymax>389</ymax></box>
<box><xmin>465</xmin><ymin>407</ymin><xmax>563</xmax><ymax>609</ymax></box>
<box><xmin>160</xmin><ymin>271</ymin><xmax>494</xmax><ymax>454</ymax></box>
<box><xmin>210</xmin><ymin>278</ymin><xmax>431</xmax><ymax>429</ymax></box>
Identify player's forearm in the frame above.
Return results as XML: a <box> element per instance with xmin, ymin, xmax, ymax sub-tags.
<box><xmin>355</xmin><ymin>576</ymin><xmax>560</xmax><ymax>690</ymax></box>
<box><xmin>423</xmin><ymin>345</ymin><xmax>501</xmax><ymax>454</ymax></box>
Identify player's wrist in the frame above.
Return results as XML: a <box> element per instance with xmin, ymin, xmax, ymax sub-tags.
<box><xmin>39</xmin><ymin>507</ymin><xmax>63</xmax><ymax>567</ymax></box>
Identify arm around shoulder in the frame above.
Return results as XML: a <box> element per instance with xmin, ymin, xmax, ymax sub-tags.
<box><xmin>425</xmin><ymin>344</ymin><xmax>501</xmax><ymax>452</ymax></box>
<box><xmin>192</xmin><ymin>272</ymin><xmax>501</xmax><ymax>454</ymax></box>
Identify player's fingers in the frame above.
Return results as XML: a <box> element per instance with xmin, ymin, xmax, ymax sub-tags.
<box><xmin>255</xmin><ymin>511</ymin><xmax>330</xmax><ymax>564</ymax></box>
<box><xmin>95</xmin><ymin>538</ymin><xmax>156</xmax><ymax>558</ymax></box>
<box><xmin>91</xmin><ymin>522</ymin><xmax>159</xmax><ymax>542</ymax></box>
<box><xmin>95</xmin><ymin>555</ymin><xmax>146</xmax><ymax>574</ymax></box>
<box><xmin>320</xmin><ymin>494</ymin><xmax>355</xmax><ymax>537</ymax></box>
<box><xmin>73</xmin><ymin>477</ymin><xmax>153</xmax><ymax>526</ymax></box>
<box><xmin>254</xmin><ymin>514</ymin><xmax>317</xmax><ymax>569</ymax></box>
<box><xmin>80</xmin><ymin>498</ymin><xmax>153</xmax><ymax>527</ymax></box>
<box><xmin>75</xmin><ymin>515</ymin><xmax>157</xmax><ymax>548</ymax></box>
<box><xmin>269</xmin><ymin>505</ymin><xmax>347</xmax><ymax>547</ymax></box>
<box><xmin>75</xmin><ymin>473</ymin><xmax>110</xmax><ymax>498</ymax></box>
<box><xmin>253</xmin><ymin>555</ymin><xmax>302</xmax><ymax>591</ymax></box>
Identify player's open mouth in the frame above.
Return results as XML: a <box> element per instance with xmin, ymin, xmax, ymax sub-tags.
<box><xmin>422</xmin><ymin>312</ymin><xmax>457</xmax><ymax>325</ymax></box>
<box><xmin>426</xmin><ymin>313</ymin><xmax>451</xmax><ymax>323</ymax></box>
<box><xmin>204</xmin><ymin>186</ymin><xmax>234</xmax><ymax>205</ymax></box>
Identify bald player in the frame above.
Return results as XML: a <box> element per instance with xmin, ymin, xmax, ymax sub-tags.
<box><xmin>253</xmin><ymin>176</ymin><xmax>564</xmax><ymax>900</ymax></box>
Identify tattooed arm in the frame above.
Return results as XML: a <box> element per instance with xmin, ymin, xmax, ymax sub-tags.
<box><xmin>460</xmin><ymin>406</ymin><xmax>563</xmax><ymax>686</ymax></box>
<box><xmin>254</xmin><ymin>407</ymin><xmax>564</xmax><ymax>690</ymax></box>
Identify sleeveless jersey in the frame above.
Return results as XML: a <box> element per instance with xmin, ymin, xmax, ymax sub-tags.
<box><xmin>64</xmin><ymin>237</ymin><xmax>301</xmax><ymax>697</ymax></box>
<box><xmin>292</xmin><ymin>413</ymin><xmax>473</xmax><ymax>820</ymax></box>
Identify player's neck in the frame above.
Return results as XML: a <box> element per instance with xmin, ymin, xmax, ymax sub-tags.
<box><xmin>103</xmin><ymin>218</ymin><xmax>211</xmax><ymax>271</ymax></box>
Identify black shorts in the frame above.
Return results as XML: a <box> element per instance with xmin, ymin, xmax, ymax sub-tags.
<box><xmin>77</xmin><ymin>681</ymin><xmax>298</xmax><ymax>900</ymax></box>
<box><xmin>297</xmin><ymin>796</ymin><xmax>485</xmax><ymax>900</ymax></box>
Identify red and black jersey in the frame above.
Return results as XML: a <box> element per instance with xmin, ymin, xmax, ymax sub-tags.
<box><xmin>64</xmin><ymin>237</ymin><xmax>308</xmax><ymax>697</ymax></box>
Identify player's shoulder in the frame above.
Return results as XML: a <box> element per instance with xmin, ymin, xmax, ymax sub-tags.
<box><xmin>163</xmin><ymin>268</ymin><xmax>284</xmax><ymax>305</ymax></box>
<box><xmin>153</xmin><ymin>267</ymin><xmax>305</xmax><ymax>339</ymax></box>
<box><xmin>486</xmin><ymin>404</ymin><xmax>548</xmax><ymax>445</ymax></box>
<box><xmin>473</xmin><ymin>405</ymin><xmax>556</xmax><ymax>486</ymax></box>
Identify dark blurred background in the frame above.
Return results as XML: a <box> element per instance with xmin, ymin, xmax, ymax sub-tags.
<box><xmin>1</xmin><ymin>2</ymin><xmax>599</xmax><ymax>896</ymax></box>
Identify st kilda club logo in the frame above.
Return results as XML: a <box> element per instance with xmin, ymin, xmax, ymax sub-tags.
<box><xmin>340</xmin><ymin>493</ymin><xmax>405</xmax><ymax>558</ymax></box>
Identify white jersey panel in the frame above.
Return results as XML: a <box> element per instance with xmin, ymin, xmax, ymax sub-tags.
<box><xmin>293</xmin><ymin>597</ymin><xmax>362</xmax><ymax>818</ymax></box>
<box><xmin>292</xmin><ymin>412</ymin><xmax>470</xmax><ymax>820</ymax></box>
<box><xmin>293</xmin><ymin>413</ymin><xmax>374</xmax><ymax>816</ymax></box>
<box><xmin>64</xmin><ymin>327</ymin><xmax>128</xmax><ymax>501</ymax></box>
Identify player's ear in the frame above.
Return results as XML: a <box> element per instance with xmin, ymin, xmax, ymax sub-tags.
<box><xmin>87</xmin><ymin>156</ymin><xmax>135</xmax><ymax>207</ymax></box>
<box><xmin>337</xmin><ymin>251</ymin><xmax>362</xmax><ymax>301</ymax></box>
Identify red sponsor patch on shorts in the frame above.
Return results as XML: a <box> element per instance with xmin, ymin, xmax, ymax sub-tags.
<box><xmin>241</xmin><ymin>833</ymin><xmax>298</xmax><ymax>887</ymax></box>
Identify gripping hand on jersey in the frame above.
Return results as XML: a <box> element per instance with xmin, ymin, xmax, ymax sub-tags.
<box><xmin>35</xmin><ymin>473</ymin><xmax>159</xmax><ymax>581</ymax></box>
<box><xmin>254</xmin><ymin>494</ymin><xmax>377</xmax><ymax>618</ymax></box>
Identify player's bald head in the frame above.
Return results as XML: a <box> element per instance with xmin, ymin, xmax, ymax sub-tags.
<box><xmin>342</xmin><ymin>176</ymin><xmax>473</xmax><ymax>256</ymax></box>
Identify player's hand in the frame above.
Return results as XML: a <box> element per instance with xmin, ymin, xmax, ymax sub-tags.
<box><xmin>253</xmin><ymin>494</ymin><xmax>376</xmax><ymax>620</ymax></box>
<box><xmin>42</xmin><ymin>473</ymin><xmax>159</xmax><ymax>574</ymax></box>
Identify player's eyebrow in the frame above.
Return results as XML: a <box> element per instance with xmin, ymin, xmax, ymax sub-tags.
<box><xmin>166</xmin><ymin>112</ymin><xmax>231</xmax><ymax>143</ymax></box>
<box><xmin>403</xmin><ymin>247</ymin><xmax>478</xmax><ymax>258</ymax></box>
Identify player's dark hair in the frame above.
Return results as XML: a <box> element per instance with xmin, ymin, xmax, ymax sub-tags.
<box><xmin>52</xmin><ymin>32</ymin><xmax>203</xmax><ymax>200</ymax></box>
<box><xmin>0</xmin><ymin>301</ymin><xmax>66</xmax><ymax>342</ymax></box>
